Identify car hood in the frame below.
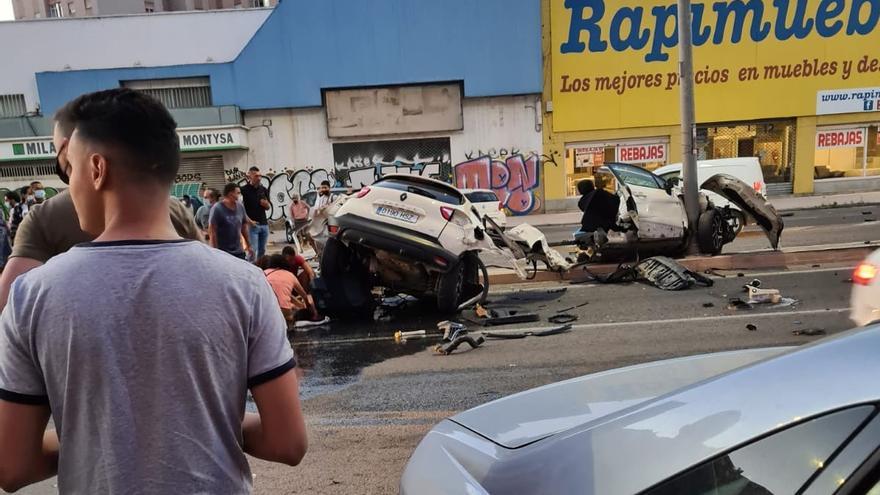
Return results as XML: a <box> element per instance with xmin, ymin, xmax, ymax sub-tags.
<box><xmin>450</xmin><ymin>347</ymin><xmax>786</xmax><ymax>449</ymax></box>
<box><xmin>700</xmin><ymin>173</ymin><xmax>784</xmax><ymax>249</ymax></box>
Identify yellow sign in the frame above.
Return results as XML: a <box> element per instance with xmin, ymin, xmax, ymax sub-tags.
<box><xmin>551</xmin><ymin>0</ymin><xmax>880</xmax><ymax>132</ymax></box>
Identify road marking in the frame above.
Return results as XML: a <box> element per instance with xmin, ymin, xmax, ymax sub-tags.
<box><xmin>480</xmin><ymin>308</ymin><xmax>850</xmax><ymax>334</ymax></box>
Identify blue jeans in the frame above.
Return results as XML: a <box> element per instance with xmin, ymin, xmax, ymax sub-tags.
<box><xmin>249</xmin><ymin>224</ymin><xmax>269</xmax><ymax>261</ymax></box>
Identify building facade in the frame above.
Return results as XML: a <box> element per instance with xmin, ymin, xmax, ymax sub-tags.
<box><xmin>11</xmin><ymin>0</ymin><xmax>272</xmax><ymax>19</ymax></box>
<box><xmin>541</xmin><ymin>0</ymin><xmax>880</xmax><ymax>212</ymax></box>
<box><xmin>0</xmin><ymin>0</ymin><xmax>545</xmax><ymax>217</ymax></box>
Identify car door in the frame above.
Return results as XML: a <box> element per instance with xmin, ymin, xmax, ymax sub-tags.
<box><xmin>606</xmin><ymin>163</ymin><xmax>686</xmax><ymax>240</ymax></box>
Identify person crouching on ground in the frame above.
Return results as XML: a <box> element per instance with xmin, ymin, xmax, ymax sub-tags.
<box><xmin>263</xmin><ymin>254</ymin><xmax>318</xmax><ymax>323</ymax></box>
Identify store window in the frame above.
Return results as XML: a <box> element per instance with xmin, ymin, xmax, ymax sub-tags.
<box><xmin>697</xmin><ymin>120</ymin><xmax>796</xmax><ymax>184</ymax></box>
<box><xmin>814</xmin><ymin>125</ymin><xmax>880</xmax><ymax>179</ymax></box>
<box><xmin>565</xmin><ymin>139</ymin><xmax>668</xmax><ymax>197</ymax></box>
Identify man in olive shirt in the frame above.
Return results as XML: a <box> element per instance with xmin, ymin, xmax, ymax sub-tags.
<box><xmin>0</xmin><ymin>134</ymin><xmax>202</xmax><ymax>311</ymax></box>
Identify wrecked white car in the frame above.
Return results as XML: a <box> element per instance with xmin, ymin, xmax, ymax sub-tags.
<box><xmin>315</xmin><ymin>175</ymin><xmax>499</xmax><ymax>315</ymax></box>
<box><xmin>575</xmin><ymin>163</ymin><xmax>783</xmax><ymax>261</ymax></box>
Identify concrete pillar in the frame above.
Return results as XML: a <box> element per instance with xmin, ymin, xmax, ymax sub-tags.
<box><xmin>793</xmin><ymin>117</ymin><xmax>816</xmax><ymax>195</ymax></box>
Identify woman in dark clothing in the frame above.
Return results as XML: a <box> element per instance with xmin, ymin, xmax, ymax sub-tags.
<box><xmin>577</xmin><ymin>178</ymin><xmax>620</xmax><ymax>233</ymax></box>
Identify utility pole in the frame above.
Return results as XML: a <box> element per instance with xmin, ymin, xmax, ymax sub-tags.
<box><xmin>677</xmin><ymin>0</ymin><xmax>700</xmax><ymax>253</ymax></box>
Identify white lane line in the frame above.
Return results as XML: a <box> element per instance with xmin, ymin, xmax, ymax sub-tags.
<box><xmin>480</xmin><ymin>308</ymin><xmax>850</xmax><ymax>334</ymax></box>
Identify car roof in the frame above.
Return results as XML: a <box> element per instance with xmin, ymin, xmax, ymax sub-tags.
<box><xmin>456</xmin><ymin>326</ymin><xmax>880</xmax><ymax>494</ymax></box>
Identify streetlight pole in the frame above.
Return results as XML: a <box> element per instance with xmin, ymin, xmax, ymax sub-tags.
<box><xmin>677</xmin><ymin>0</ymin><xmax>700</xmax><ymax>253</ymax></box>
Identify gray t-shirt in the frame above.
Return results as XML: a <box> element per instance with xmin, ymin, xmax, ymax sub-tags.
<box><xmin>209</xmin><ymin>202</ymin><xmax>247</xmax><ymax>255</ymax></box>
<box><xmin>0</xmin><ymin>240</ymin><xmax>295</xmax><ymax>494</ymax></box>
<box><xmin>195</xmin><ymin>203</ymin><xmax>211</xmax><ymax>230</ymax></box>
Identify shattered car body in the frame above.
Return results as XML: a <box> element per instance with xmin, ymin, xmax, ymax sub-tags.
<box><xmin>317</xmin><ymin>175</ymin><xmax>498</xmax><ymax>315</ymax></box>
<box><xmin>575</xmin><ymin>163</ymin><xmax>784</xmax><ymax>260</ymax></box>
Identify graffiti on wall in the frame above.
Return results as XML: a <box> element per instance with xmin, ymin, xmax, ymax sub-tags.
<box><xmin>222</xmin><ymin>138</ymin><xmax>454</xmax><ymax>221</ymax></box>
<box><xmin>454</xmin><ymin>148</ymin><xmax>558</xmax><ymax>216</ymax></box>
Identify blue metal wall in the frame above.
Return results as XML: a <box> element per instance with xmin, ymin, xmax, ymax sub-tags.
<box><xmin>36</xmin><ymin>0</ymin><xmax>541</xmax><ymax>114</ymax></box>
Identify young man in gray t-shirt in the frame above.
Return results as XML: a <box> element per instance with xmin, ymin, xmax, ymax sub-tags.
<box><xmin>0</xmin><ymin>89</ymin><xmax>307</xmax><ymax>493</ymax></box>
<box><xmin>209</xmin><ymin>183</ymin><xmax>253</xmax><ymax>260</ymax></box>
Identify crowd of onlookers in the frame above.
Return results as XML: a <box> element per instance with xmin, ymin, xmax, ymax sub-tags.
<box><xmin>172</xmin><ymin>167</ymin><xmax>334</xmax><ymax>327</ymax></box>
<box><xmin>0</xmin><ymin>181</ymin><xmax>51</xmax><ymax>265</ymax></box>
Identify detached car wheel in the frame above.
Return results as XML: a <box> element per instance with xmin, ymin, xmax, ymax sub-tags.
<box><xmin>697</xmin><ymin>209</ymin><xmax>725</xmax><ymax>255</ymax></box>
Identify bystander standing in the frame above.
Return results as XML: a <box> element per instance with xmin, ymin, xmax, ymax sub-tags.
<box><xmin>209</xmin><ymin>183</ymin><xmax>254</xmax><ymax>260</ymax></box>
<box><xmin>241</xmin><ymin>166</ymin><xmax>271</xmax><ymax>261</ymax></box>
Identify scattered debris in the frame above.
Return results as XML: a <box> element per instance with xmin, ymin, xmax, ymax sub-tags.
<box><xmin>484</xmin><ymin>324</ymin><xmax>573</xmax><ymax>340</ymax></box>
<box><xmin>546</xmin><ymin>288</ymin><xmax>568</xmax><ymax>294</ymax></box>
<box><xmin>294</xmin><ymin>316</ymin><xmax>331</xmax><ymax>329</ymax></box>
<box><xmin>781</xmin><ymin>212</ymin><xmax>795</xmax><ymax>218</ymax></box>
<box><xmin>636</xmin><ymin>256</ymin><xmax>714</xmax><ymax>290</ymax></box>
<box><xmin>737</xmin><ymin>273</ymin><xmax>745</xmax><ymax>277</ymax></box>
<box><xmin>794</xmin><ymin>321</ymin><xmax>802</xmax><ymax>325</ymax></box>
<box><xmin>866</xmin><ymin>241</ymin><xmax>873</xmax><ymax>245</ymax></box>
<box><xmin>745</xmin><ymin>284</ymin><xmax>782</xmax><ymax>304</ymax></box>
<box><xmin>467</xmin><ymin>308</ymin><xmax>540</xmax><ymax>327</ymax></box>
<box><xmin>728</xmin><ymin>298</ymin><xmax>753</xmax><ymax>310</ymax></box>
<box><xmin>748</xmin><ymin>279</ymin><xmax>762</xmax><ymax>288</ymax></box>
<box><xmin>704</xmin><ymin>269</ymin><xmax>727</xmax><ymax>278</ymax></box>
<box><xmin>475</xmin><ymin>304</ymin><xmax>489</xmax><ymax>319</ymax></box>
<box><xmin>393</xmin><ymin>330</ymin><xmax>427</xmax><ymax>343</ymax></box>
<box><xmin>863</xmin><ymin>211</ymin><xmax>873</xmax><ymax>215</ymax></box>
<box><xmin>548</xmin><ymin>314</ymin><xmax>578</xmax><ymax>324</ymax></box>
<box><xmin>792</xmin><ymin>328</ymin><xmax>826</xmax><ymax>336</ymax></box>
<box><xmin>433</xmin><ymin>321</ymin><xmax>484</xmax><ymax>355</ymax></box>
<box><xmin>557</xmin><ymin>302</ymin><xmax>589</xmax><ymax>313</ymax></box>
<box><xmin>746</xmin><ymin>324</ymin><xmax>758</xmax><ymax>331</ymax></box>
<box><xmin>866</xmin><ymin>218</ymin><xmax>875</xmax><ymax>223</ymax></box>
<box><xmin>703</xmin><ymin>302</ymin><xmax>716</xmax><ymax>308</ymax></box>
<box><xmin>811</xmin><ymin>264</ymin><xmax>821</xmax><ymax>268</ymax></box>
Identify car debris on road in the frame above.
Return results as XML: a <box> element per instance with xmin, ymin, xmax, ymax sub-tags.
<box><xmin>434</xmin><ymin>321</ymin><xmax>485</xmax><ymax>355</ymax></box>
<box><xmin>483</xmin><ymin>324</ymin><xmax>573</xmax><ymax>340</ymax></box>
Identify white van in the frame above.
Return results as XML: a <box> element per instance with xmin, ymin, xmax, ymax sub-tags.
<box><xmin>654</xmin><ymin>157</ymin><xmax>768</xmax><ymax>231</ymax></box>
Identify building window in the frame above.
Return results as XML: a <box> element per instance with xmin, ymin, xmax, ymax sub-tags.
<box><xmin>696</xmin><ymin>120</ymin><xmax>796</xmax><ymax>185</ymax></box>
<box><xmin>814</xmin><ymin>125</ymin><xmax>880</xmax><ymax>179</ymax></box>
<box><xmin>48</xmin><ymin>2</ymin><xmax>64</xmax><ymax>17</ymax></box>
<box><xmin>0</xmin><ymin>94</ymin><xmax>27</xmax><ymax>118</ymax></box>
<box><xmin>564</xmin><ymin>138</ymin><xmax>669</xmax><ymax>197</ymax></box>
<box><xmin>144</xmin><ymin>0</ymin><xmax>154</xmax><ymax>12</ymax></box>
<box><xmin>123</xmin><ymin>77</ymin><xmax>213</xmax><ymax>109</ymax></box>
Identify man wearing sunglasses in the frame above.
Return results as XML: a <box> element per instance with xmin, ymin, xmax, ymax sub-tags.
<box><xmin>0</xmin><ymin>112</ymin><xmax>203</xmax><ymax>311</ymax></box>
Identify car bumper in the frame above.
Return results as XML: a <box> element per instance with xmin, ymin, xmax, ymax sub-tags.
<box><xmin>332</xmin><ymin>213</ymin><xmax>458</xmax><ymax>272</ymax></box>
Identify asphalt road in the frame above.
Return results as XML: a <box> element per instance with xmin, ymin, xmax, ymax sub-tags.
<box><xmin>538</xmin><ymin>204</ymin><xmax>880</xmax><ymax>251</ymax></box>
<box><xmin>246</xmin><ymin>264</ymin><xmax>859</xmax><ymax>494</ymax></box>
<box><xmin>19</xmin><ymin>205</ymin><xmax>876</xmax><ymax>494</ymax></box>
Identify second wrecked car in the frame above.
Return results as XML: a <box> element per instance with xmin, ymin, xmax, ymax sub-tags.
<box><xmin>575</xmin><ymin>163</ymin><xmax>783</xmax><ymax>261</ymax></box>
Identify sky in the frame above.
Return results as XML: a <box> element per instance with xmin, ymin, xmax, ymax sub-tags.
<box><xmin>0</xmin><ymin>0</ymin><xmax>12</xmax><ymax>21</ymax></box>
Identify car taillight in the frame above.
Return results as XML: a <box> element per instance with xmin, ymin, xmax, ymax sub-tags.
<box><xmin>440</xmin><ymin>206</ymin><xmax>455</xmax><ymax>221</ymax></box>
<box><xmin>356</xmin><ymin>187</ymin><xmax>371</xmax><ymax>199</ymax></box>
<box><xmin>328</xmin><ymin>225</ymin><xmax>340</xmax><ymax>235</ymax></box>
<box><xmin>853</xmin><ymin>263</ymin><xmax>878</xmax><ymax>285</ymax></box>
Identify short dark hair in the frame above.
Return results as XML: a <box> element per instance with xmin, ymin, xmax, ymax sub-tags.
<box><xmin>5</xmin><ymin>191</ymin><xmax>20</xmax><ymax>203</ymax></box>
<box><xmin>577</xmin><ymin>179</ymin><xmax>595</xmax><ymax>196</ymax></box>
<box><xmin>281</xmin><ymin>246</ymin><xmax>296</xmax><ymax>257</ymax></box>
<box><xmin>248</xmin><ymin>166</ymin><xmax>260</xmax><ymax>173</ymax></box>
<box><xmin>223</xmin><ymin>183</ymin><xmax>239</xmax><ymax>197</ymax></box>
<box><xmin>205</xmin><ymin>188</ymin><xmax>220</xmax><ymax>201</ymax></box>
<box><xmin>54</xmin><ymin>88</ymin><xmax>180</xmax><ymax>184</ymax></box>
<box><xmin>320</xmin><ymin>180</ymin><xmax>331</xmax><ymax>187</ymax></box>
<box><xmin>266</xmin><ymin>254</ymin><xmax>292</xmax><ymax>271</ymax></box>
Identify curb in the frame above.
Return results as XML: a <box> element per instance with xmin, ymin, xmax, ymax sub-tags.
<box><xmin>486</xmin><ymin>243</ymin><xmax>878</xmax><ymax>286</ymax></box>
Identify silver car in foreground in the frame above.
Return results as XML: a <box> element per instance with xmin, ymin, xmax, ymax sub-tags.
<box><xmin>401</xmin><ymin>326</ymin><xmax>880</xmax><ymax>494</ymax></box>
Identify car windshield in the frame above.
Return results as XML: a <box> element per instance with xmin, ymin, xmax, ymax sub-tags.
<box><xmin>464</xmin><ymin>191</ymin><xmax>498</xmax><ymax>203</ymax></box>
<box><xmin>607</xmin><ymin>163</ymin><xmax>665</xmax><ymax>190</ymax></box>
<box><xmin>374</xmin><ymin>177</ymin><xmax>464</xmax><ymax>205</ymax></box>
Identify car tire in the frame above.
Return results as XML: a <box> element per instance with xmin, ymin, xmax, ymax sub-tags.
<box><xmin>437</xmin><ymin>260</ymin><xmax>465</xmax><ymax>314</ymax></box>
<box><xmin>697</xmin><ymin>208</ymin><xmax>725</xmax><ymax>255</ymax></box>
<box><xmin>319</xmin><ymin>238</ymin><xmax>373</xmax><ymax>317</ymax></box>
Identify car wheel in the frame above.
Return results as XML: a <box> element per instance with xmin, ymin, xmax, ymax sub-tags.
<box><xmin>285</xmin><ymin>222</ymin><xmax>295</xmax><ymax>244</ymax></box>
<box><xmin>436</xmin><ymin>260</ymin><xmax>465</xmax><ymax>314</ymax></box>
<box><xmin>319</xmin><ymin>238</ymin><xmax>373</xmax><ymax>317</ymax></box>
<box><xmin>697</xmin><ymin>208</ymin><xmax>725</xmax><ymax>255</ymax></box>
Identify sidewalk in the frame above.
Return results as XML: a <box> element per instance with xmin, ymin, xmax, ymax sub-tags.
<box><xmin>508</xmin><ymin>190</ymin><xmax>880</xmax><ymax>228</ymax></box>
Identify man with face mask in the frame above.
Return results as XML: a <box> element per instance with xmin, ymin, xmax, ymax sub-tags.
<box><xmin>196</xmin><ymin>188</ymin><xmax>218</xmax><ymax>237</ymax></box>
<box><xmin>31</xmin><ymin>182</ymin><xmax>46</xmax><ymax>205</ymax></box>
<box><xmin>0</xmin><ymin>108</ymin><xmax>202</xmax><ymax>311</ymax></box>
<box><xmin>310</xmin><ymin>180</ymin><xmax>337</xmax><ymax>258</ymax></box>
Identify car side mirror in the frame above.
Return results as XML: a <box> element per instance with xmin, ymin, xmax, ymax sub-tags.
<box><xmin>664</xmin><ymin>177</ymin><xmax>680</xmax><ymax>195</ymax></box>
